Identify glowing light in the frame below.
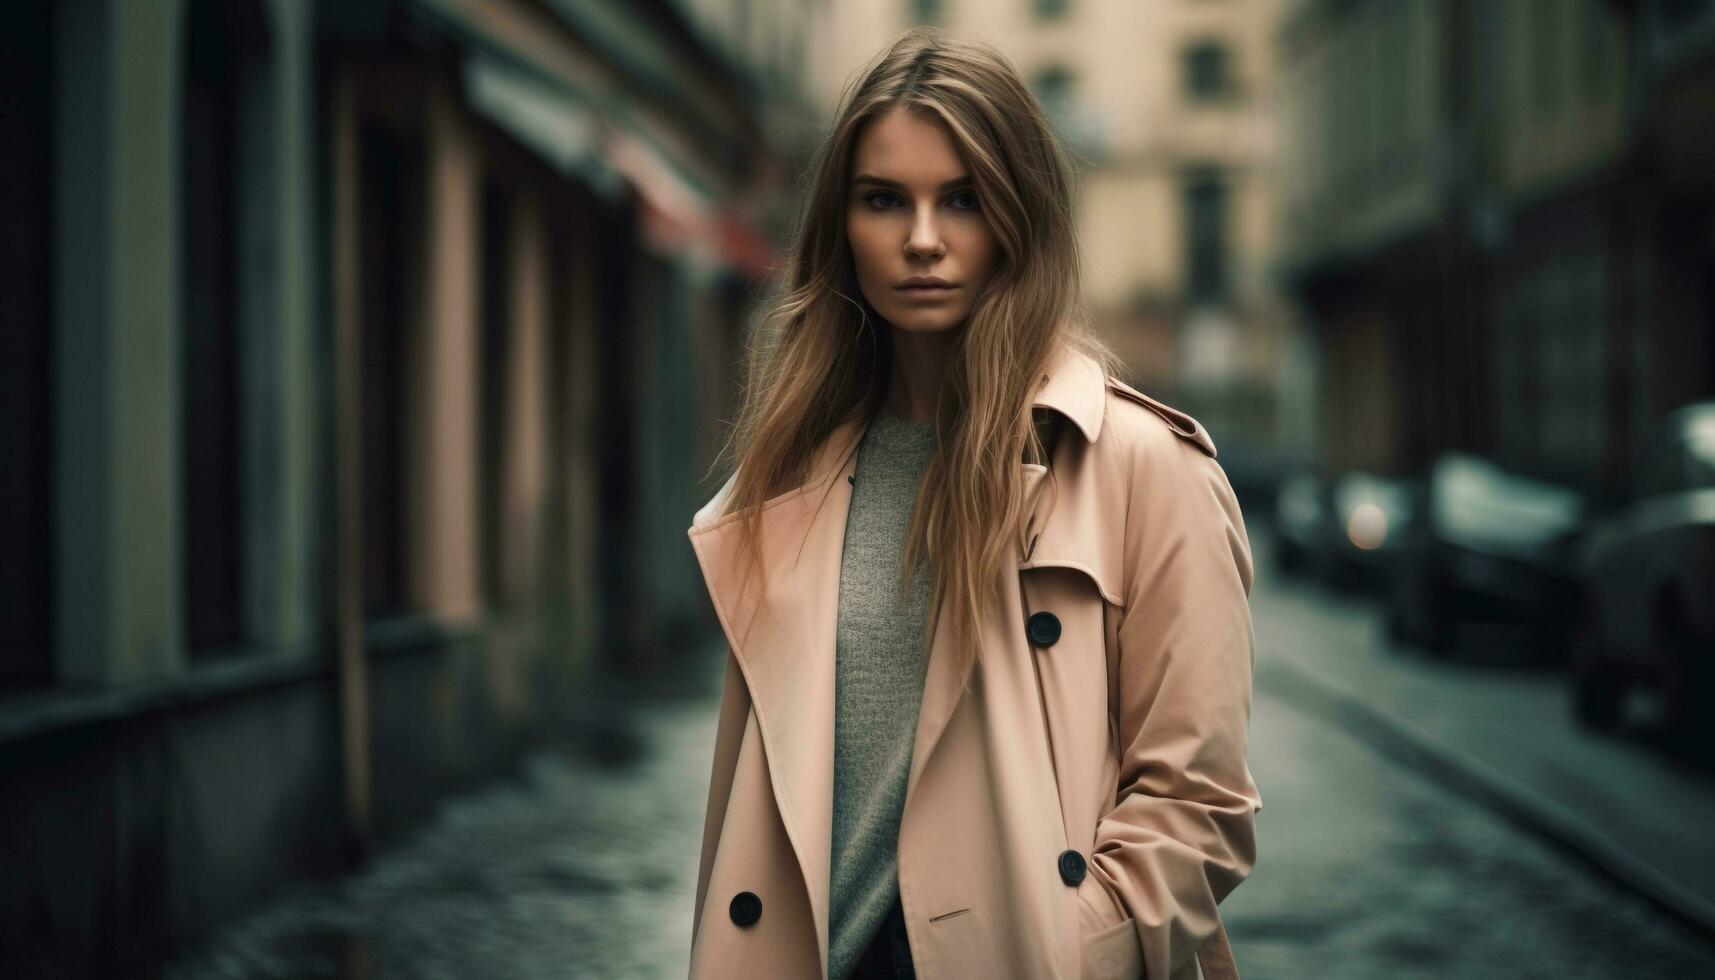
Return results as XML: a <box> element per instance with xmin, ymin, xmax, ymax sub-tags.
<box><xmin>1347</xmin><ymin>503</ymin><xmax>1388</xmax><ymax>550</ymax></box>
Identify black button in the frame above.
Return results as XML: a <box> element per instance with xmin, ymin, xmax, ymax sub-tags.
<box><xmin>730</xmin><ymin>891</ymin><xmax>762</xmax><ymax>927</ymax></box>
<box><xmin>1058</xmin><ymin>849</ymin><xmax>1087</xmax><ymax>885</ymax></box>
<box><xmin>1027</xmin><ymin>611</ymin><xmax>1061</xmax><ymax>647</ymax></box>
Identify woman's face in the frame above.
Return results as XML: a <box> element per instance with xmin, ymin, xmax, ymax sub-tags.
<box><xmin>846</xmin><ymin>107</ymin><xmax>999</xmax><ymax>335</ymax></box>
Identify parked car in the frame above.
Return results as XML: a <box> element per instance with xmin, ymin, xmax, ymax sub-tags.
<box><xmin>1272</xmin><ymin>468</ymin><xmax>1416</xmax><ymax>589</ymax></box>
<box><xmin>1272</xmin><ymin>469</ymin><xmax>1331</xmax><ymax>577</ymax></box>
<box><xmin>1571</xmin><ymin>402</ymin><xmax>1715</xmax><ymax>744</ymax></box>
<box><xmin>1324</xmin><ymin>470</ymin><xmax>1417</xmax><ymax>588</ymax></box>
<box><xmin>1386</xmin><ymin>453</ymin><xmax>1585</xmax><ymax>655</ymax></box>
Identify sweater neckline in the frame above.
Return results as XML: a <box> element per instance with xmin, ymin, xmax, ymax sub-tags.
<box><xmin>865</xmin><ymin>404</ymin><xmax>937</xmax><ymax>452</ymax></box>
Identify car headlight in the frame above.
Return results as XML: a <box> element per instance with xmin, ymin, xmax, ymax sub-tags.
<box><xmin>1347</xmin><ymin>502</ymin><xmax>1388</xmax><ymax>550</ymax></box>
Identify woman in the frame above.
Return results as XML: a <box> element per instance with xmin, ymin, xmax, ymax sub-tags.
<box><xmin>686</xmin><ymin>27</ymin><xmax>1261</xmax><ymax>980</ymax></box>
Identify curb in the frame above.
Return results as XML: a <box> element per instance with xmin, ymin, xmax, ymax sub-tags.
<box><xmin>1254</xmin><ymin>657</ymin><xmax>1715</xmax><ymax>945</ymax></box>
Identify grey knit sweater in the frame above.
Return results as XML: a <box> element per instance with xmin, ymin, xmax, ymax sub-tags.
<box><xmin>827</xmin><ymin>404</ymin><xmax>938</xmax><ymax>980</ymax></box>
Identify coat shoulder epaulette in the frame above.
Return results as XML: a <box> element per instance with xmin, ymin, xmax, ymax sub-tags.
<box><xmin>1103</xmin><ymin>377</ymin><xmax>1218</xmax><ymax>459</ymax></box>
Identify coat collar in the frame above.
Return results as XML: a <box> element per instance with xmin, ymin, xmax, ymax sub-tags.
<box><xmin>688</xmin><ymin>343</ymin><xmax>1107</xmax><ymax>532</ymax></box>
<box><xmin>685</xmin><ymin>345</ymin><xmax>1109</xmax><ymax>970</ymax></box>
<box><xmin>1031</xmin><ymin>342</ymin><xmax>1107</xmax><ymax>444</ymax></box>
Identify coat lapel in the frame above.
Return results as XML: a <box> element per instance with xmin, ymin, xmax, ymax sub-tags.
<box><xmin>906</xmin><ymin>345</ymin><xmax>1108</xmax><ymax>807</ymax></box>
<box><xmin>686</xmin><ymin>416</ymin><xmax>866</xmax><ymax>969</ymax></box>
<box><xmin>685</xmin><ymin>345</ymin><xmax>1111</xmax><ymax>962</ymax></box>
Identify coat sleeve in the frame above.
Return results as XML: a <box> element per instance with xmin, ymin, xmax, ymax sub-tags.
<box><xmin>1081</xmin><ymin>429</ymin><xmax>1262</xmax><ymax>979</ymax></box>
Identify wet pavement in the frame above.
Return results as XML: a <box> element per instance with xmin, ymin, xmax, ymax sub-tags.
<box><xmin>168</xmin><ymin>533</ymin><xmax>1715</xmax><ymax>979</ymax></box>
<box><xmin>1233</xmin><ymin>662</ymin><xmax>1715</xmax><ymax>978</ymax></box>
<box><xmin>166</xmin><ymin>655</ymin><xmax>724</xmax><ymax>980</ymax></box>
<box><xmin>1248</xmin><ymin>534</ymin><xmax>1715</xmax><ymax>936</ymax></box>
<box><xmin>1230</xmin><ymin>530</ymin><xmax>1715</xmax><ymax>977</ymax></box>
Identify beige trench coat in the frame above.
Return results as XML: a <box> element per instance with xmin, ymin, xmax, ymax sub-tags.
<box><xmin>685</xmin><ymin>345</ymin><xmax>1262</xmax><ymax>980</ymax></box>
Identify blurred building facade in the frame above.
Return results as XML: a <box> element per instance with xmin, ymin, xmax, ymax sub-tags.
<box><xmin>803</xmin><ymin>0</ymin><xmax>1303</xmax><ymax>463</ymax></box>
<box><xmin>1278</xmin><ymin>0</ymin><xmax>1715</xmax><ymax>491</ymax></box>
<box><xmin>0</xmin><ymin>0</ymin><xmax>813</xmax><ymax>975</ymax></box>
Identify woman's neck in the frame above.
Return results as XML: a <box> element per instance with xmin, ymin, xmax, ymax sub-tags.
<box><xmin>886</xmin><ymin>326</ymin><xmax>960</xmax><ymax>424</ymax></box>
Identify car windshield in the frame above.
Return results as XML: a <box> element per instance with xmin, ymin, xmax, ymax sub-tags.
<box><xmin>1430</xmin><ymin>454</ymin><xmax>1582</xmax><ymax>554</ymax></box>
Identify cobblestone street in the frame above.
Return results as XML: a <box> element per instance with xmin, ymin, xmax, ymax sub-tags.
<box><xmin>167</xmin><ymin>534</ymin><xmax>1715</xmax><ymax>979</ymax></box>
<box><xmin>166</xmin><ymin>655</ymin><xmax>724</xmax><ymax>980</ymax></box>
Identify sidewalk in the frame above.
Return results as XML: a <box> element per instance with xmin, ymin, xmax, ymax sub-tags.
<box><xmin>166</xmin><ymin>647</ymin><xmax>727</xmax><ymax>980</ymax></box>
<box><xmin>1249</xmin><ymin>535</ymin><xmax>1715</xmax><ymax>941</ymax></box>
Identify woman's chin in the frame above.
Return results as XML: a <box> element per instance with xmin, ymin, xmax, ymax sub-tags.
<box><xmin>882</xmin><ymin>309</ymin><xmax>969</xmax><ymax>335</ymax></box>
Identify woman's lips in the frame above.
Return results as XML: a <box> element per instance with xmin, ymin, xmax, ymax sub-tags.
<box><xmin>896</xmin><ymin>284</ymin><xmax>957</xmax><ymax>298</ymax></box>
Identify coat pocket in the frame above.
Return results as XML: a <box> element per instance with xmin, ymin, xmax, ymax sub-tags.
<box><xmin>1079</xmin><ymin>916</ymin><xmax>1144</xmax><ymax>980</ymax></box>
<box><xmin>1075</xmin><ymin>861</ymin><xmax>1143</xmax><ymax>980</ymax></box>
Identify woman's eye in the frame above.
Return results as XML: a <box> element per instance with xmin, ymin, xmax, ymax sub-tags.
<box><xmin>861</xmin><ymin>190</ymin><xmax>978</xmax><ymax>211</ymax></box>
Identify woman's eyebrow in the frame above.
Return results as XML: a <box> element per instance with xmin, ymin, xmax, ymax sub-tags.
<box><xmin>850</xmin><ymin>173</ymin><xmax>973</xmax><ymax>191</ymax></box>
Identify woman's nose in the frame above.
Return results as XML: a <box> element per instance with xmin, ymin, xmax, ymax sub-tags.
<box><xmin>905</xmin><ymin>206</ymin><xmax>944</xmax><ymax>258</ymax></box>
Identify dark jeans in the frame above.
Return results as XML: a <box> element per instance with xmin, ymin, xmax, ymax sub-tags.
<box><xmin>847</xmin><ymin>897</ymin><xmax>916</xmax><ymax>979</ymax></box>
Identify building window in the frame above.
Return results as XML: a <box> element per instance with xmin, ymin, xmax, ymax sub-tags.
<box><xmin>358</xmin><ymin>122</ymin><xmax>425</xmax><ymax>618</ymax></box>
<box><xmin>0</xmin><ymin>0</ymin><xmax>54</xmax><ymax>690</ymax></box>
<box><xmin>1581</xmin><ymin>0</ymin><xmax>1614</xmax><ymax>103</ymax></box>
<box><xmin>1659</xmin><ymin>0</ymin><xmax>1714</xmax><ymax>33</ymax></box>
<box><xmin>1183</xmin><ymin>169</ymin><xmax>1229</xmax><ymax>303</ymax></box>
<box><xmin>910</xmin><ymin>0</ymin><xmax>942</xmax><ymax>24</ymax></box>
<box><xmin>1532</xmin><ymin>0</ymin><xmax>1561</xmax><ymax>113</ymax></box>
<box><xmin>1034</xmin><ymin>0</ymin><xmax>1069</xmax><ymax>20</ymax></box>
<box><xmin>181</xmin><ymin>0</ymin><xmax>272</xmax><ymax>656</ymax></box>
<box><xmin>479</xmin><ymin>177</ymin><xmax>515</xmax><ymax>611</ymax></box>
<box><xmin>1183</xmin><ymin>40</ymin><xmax>1235</xmax><ymax>102</ymax></box>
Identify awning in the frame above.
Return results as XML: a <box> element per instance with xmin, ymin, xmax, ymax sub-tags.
<box><xmin>717</xmin><ymin>212</ymin><xmax>782</xmax><ymax>280</ymax></box>
<box><xmin>462</xmin><ymin>51</ymin><xmax>623</xmax><ymax>198</ymax></box>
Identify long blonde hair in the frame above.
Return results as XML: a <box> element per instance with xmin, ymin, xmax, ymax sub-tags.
<box><xmin>711</xmin><ymin>27</ymin><xmax>1117</xmax><ymax>674</ymax></box>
